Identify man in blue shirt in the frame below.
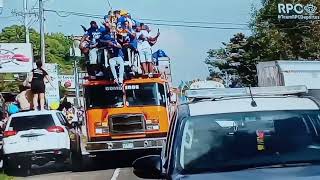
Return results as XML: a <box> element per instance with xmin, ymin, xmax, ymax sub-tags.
<box><xmin>86</xmin><ymin>21</ymin><xmax>100</xmax><ymax>46</ymax></box>
<box><xmin>101</xmin><ymin>31</ymin><xmax>125</xmax><ymax>85</ymax></box>
<box><xmin>81</xmin><ymin>21</ymin><xmax>106</xmax><ymax>77</ymax></box>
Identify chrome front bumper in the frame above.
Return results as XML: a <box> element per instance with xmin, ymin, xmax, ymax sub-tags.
<box><xmin>85</xmin><ymin>137</ymin><xmax>166</xmax><ymax>153</ymax></box>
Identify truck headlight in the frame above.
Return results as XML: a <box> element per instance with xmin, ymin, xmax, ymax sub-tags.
<box><xmin>146</xmin><ymin>119</ymin><xmax>160</xmax><ymax>131</ymax></box>
<box><xmin>95</xmin><ymin>122</ymin><xmax>109</xmax><ymax>134</ymax></box>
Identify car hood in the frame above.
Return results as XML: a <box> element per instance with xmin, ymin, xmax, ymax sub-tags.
<box><xmin>175</xmin><ymin>165</ymin><xmax>320</xmax><ymax>180</ymax></box>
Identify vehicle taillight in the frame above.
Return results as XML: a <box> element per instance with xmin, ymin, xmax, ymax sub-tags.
<box><xmin>47</xmin><ymin>126</ymin><xmax>65</xmax><ymax>133</ymax></box>
<box><xmin>4</xmin><ymin>130</ymin><xmax>17</xmax><ymax>137</ymax></box>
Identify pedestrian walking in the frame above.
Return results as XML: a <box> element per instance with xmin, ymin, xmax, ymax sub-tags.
<box><xmin>29</xmin><ymin>61</ymin><xmax>54</xmax><ymax>111</ymax></box>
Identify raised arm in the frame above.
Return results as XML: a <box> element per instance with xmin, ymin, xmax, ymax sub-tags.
<box><xmin>147</xmin><ymin>29</ymin><xmax>160</xmax><ymax>41</ymax></box>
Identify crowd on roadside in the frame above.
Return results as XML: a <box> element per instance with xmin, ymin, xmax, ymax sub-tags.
<box><xmin>79</xmin><ymin>9</ymin><xmax>161</xmax><ymax>85</ymax></box>
<box><xmin>0</xmin><ymin>88</ymin><xmax>84</xmax><ymax>129</ymax></box>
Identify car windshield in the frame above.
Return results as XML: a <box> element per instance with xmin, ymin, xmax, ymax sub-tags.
<box><xmin>85</xmin><ymin>85</ymin><xmax>124</xmax><ymax>108</ymax></box>
<box><xmin>9</xmin><ymin>114</ymin><xmax>55</xmax><ymax>131</ymax></box>
<box><xmin>178</xmin><ymin>110</ymin><xmax>320</xmax><ymax>174</ymax></box>
<box><xmin>125</xmin><ymin>83</ymin><xmax>166</xmax><ymax>107</ymax></box>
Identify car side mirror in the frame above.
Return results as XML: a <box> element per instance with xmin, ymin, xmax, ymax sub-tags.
<box><xmin>133</xmin><ymin>155</ymin><xmax>163</xmax><ymax>179</ymax></box>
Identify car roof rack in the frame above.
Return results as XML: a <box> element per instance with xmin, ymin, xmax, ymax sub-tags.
<box><xmin>185</xmin><ymin>85</ymin><xmax>308</xmax><ymax>99</ymax></box>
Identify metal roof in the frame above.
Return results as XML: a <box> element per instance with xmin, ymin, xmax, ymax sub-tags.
<box><xmin>277</xmin><ymin>61</ymin><xmax>320</xmax><ymax>72</ymax></box>
<box><xmin>188</xmin><ymin>96</ymin><xmax>319</xmax><ymax>116</ymax></box>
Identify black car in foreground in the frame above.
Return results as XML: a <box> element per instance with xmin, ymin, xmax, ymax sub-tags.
<box><xmin>133</xmin><ymin>87</ymin><xmax>320</xmax><ymax>180</ymax></box>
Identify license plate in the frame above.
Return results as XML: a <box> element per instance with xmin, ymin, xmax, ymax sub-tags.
<box><xmin>27</xmin><ymin>137</ymin><xmax>38</xmax><ymax>142</ymax></box>
<box><xmin>122</xmin><ymin>142</ymin><xmax>134</xmax><ymax>149</ymax></box>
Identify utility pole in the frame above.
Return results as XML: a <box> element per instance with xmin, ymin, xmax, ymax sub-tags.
<box><xmin>39</xmin><ymin>0</ymin><xmax>45</xmax><ymax>64</ymax></box>
<box><xmin>0</xmin><ymin>0</ymin><xmax>4</xmax><ymax>14</ymax></box>
<box><xmin>70</xmin><ymin>37</ymin><xmax>80</xmax><ymax>108</ymax></box>
<box><xmin>12</xmin><ymin>1</ymin><xmax>37</xmax><ymax>43</ymax></box>
<box><xmin>23</xmin><ymin>0</ymin><xmax>30</xmax><ymax>43</ymax></box>
<box><xmin>74</xmin><ymin>59</ymin><xmax>80</xmax><ymax>107</ymax></box>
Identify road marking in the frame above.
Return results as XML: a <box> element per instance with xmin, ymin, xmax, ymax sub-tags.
<box><xmin>111</xmin><ymin>168</ymin><xmax>121</xmax><ymax>180</ymax></box>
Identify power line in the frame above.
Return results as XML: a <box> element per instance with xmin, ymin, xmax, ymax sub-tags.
<box><xmin>31</xmin><ymin>0</ymin><xmax>38</xmax><ymax>11</ymax></box>
<box><xmin>43</xmin><ymin>9</ymin><xmax>250</xmax><ymax>30</ymax></box>
<box><xmin>145</xmin><ymin>22</ymin><xmax>250</xmax><ymax>30</ymax></box>
<box><xmin>137</xmin><ymin>18</ymin><xmax>249</xmax><ymax>26</ymax></box>
<box><xmin>107</xmin><ymin>0</ymin><xmax>112</xmax><ymax>11</ymax></box>
<box><xmin>0</xmin><ymin>16</ymin><xmax>15</xmax><ymax>18</ymax></box>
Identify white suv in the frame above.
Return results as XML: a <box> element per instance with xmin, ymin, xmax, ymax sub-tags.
<box><xmin>2</xmin><ymin>110</ymin><xmax>80</xmax><ymax>175</ymax></box>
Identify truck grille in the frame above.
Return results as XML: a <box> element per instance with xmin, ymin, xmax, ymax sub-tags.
<box><xmin>109</xmin><ymin>114</ymin><xmax>145</xmax><ymax>134</ymax></box>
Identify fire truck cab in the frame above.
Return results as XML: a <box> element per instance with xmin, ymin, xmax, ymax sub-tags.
<box><xmin>82</xmin><ymin>75</ymin><xmax>174</xmax><ymax>152</ymax></box>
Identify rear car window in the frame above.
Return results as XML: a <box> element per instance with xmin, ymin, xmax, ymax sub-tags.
<box><xmin>9</xmin><ymin>114</ymin><xmax>55</xmax><ymax>131</ymax></box>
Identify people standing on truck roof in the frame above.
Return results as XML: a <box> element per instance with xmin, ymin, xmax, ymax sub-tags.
<box><xmin>29</xmin><ymin>61</ymin><xmax>54</xmax><ymax>111</ymax></box>
<box><xmin>86</xmin><ymin>21</ymin><xmax>102</xmax><ymax>48</ymax></box>
<box><xmin>102</xmin><ymin>15</ymin><xmax>112</xmax><ymax>34</ymax></box>
<box><xmin>114</xmin><ymin>10</ymin><xmax>128</xmax><ymax>29</ymax></box>
<box><xmin>101</xmin><ymin>29</ymin><xmax>125</xmax><ymax>85</ymax></box>
<box><xmin>84</xmin><ymin>21</ymin><xmax>106</xmax><ymax>77</ymax></box>
<box><xmin>136</xmin><ymin>23</ymin><xmax>160</xmax><ymax>76</ymax></box>
<box><xmin>118</xmin><ymin>20</ymin><xmax>135</xmax><ymax>62</ymax></box>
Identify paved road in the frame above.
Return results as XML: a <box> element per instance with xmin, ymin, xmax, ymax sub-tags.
<box><xmin>16</xmin><ymin>167</ymin><xmax>144</xmax><ymax>180</ymax></box>
<box><xmin>12</xmin><ymin>150</ymin><xmax>156</xmax><ymax>180</ymax></box>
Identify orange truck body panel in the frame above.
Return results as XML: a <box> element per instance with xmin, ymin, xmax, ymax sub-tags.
<box><xmin>83</xmin><ymin>77</ymin><xmax>172</xmax><ymax>144</ymax></box>
<box><xmin>86</xmin><ymin>106</ymin><xmax>169</xmax><ymax>140</ymax></box>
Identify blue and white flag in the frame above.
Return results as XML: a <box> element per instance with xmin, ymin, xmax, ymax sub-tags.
<box><xmin>152</xmin><ymin>49</ymin><xmax>169</xmax><ymax>63</ymax></box>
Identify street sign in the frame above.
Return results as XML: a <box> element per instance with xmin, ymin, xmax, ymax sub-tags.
<box><xmin>59</xmin><ymin>75</ymin><xmax>76</xmax><ymax>89</ymax></box>
<box><xmin>45</xmin><ymin>63</ymin><xmax>60</xmax><ymax>107</ymax></box>
<box><xmin>0</xmin><ymin>43</ymin><xmax>33</xmax><ymax>73</ymax></box>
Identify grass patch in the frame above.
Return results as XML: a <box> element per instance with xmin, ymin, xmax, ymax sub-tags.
<box><xmin>0</xmin><ymin>173</ymin><xmax>14</xmax><ymax>180</ymax></box>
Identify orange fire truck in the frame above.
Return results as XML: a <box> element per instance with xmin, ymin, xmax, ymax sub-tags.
<box><xmin>72</xmin><ymin>51</ymin><xmax>176</xmax><ymax>162</ymax></box>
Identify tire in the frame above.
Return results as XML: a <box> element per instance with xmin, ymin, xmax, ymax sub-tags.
<box><xmin>70</xmin><ymin>135</ymin><xmax>84</xmax><ymax>172</ymax></box>
<box><xmin>70</xmin><ymin>150</ymin><xmax>83</xmax><ymax>172</ymax></box>
<box><xmin>3</xmin><ymin>159</ymin><xmax>31</xmax><ymax>177</ymax></box>
<box><xmin>3</xmin><ymin>159</ymin><xmax>14</xmax><ymax>176</ymax></box>
<box><xmin>17</xmin><ymin>165</ymin><xmax>32</xmax><ymax>177</ymax></box>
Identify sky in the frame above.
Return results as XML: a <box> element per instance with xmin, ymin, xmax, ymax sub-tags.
<box><xmin>0</xmin><ymin>0</ymin><xmax>261</xmax><ymax>86</ymax></box>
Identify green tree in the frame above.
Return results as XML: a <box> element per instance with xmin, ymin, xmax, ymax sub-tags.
<box><xmin>206</xmin><ymin>0</ymin><xmax>320</xmax><ymax>86</ymax></box>
<box><xmin>252</xmin><ymin>0</ymin><xmax>320</xmax><ymax>60</ymax></box>
<box><xmin>206</xmin><ymin>33</ymin><xmax>259</xmax><ymax>86</ymax></box>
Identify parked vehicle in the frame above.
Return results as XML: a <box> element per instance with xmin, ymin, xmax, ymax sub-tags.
<box><xmin>2</xmin><ymin>110</ymin><xmax>80</xmax><ymax>175</ymax></box>
<box><xmin>257</xmin><ymin>60</ymin><xmax>320</xmax><ymax>100</ymax></box>
<box><xmin>133</xmin><ymin>86</ymin><xmax>320</xmax><ymax>179</ymax></box>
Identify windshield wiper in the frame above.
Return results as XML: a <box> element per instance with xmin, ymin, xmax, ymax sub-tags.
<box><xmin>252</xmin><ymin>162</ymin><xmax>313</xmax><ymax>169</ymax></box>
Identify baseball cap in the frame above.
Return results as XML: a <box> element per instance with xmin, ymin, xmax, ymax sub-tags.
<box><xmin>120</xmin><ymin>10</ymin><xmax>128</xmax><ymax>16</ymax></box>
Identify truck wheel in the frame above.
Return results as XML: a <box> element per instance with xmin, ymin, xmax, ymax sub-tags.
<box><xmin>70</xmin><ymin>150</ymin><xmax>83</xmax><ymax>172</ymax></box>
<box><xmin>71</xmin><ymin>135</ymin><xmax>82</xmax><ymax>172</ymax></box>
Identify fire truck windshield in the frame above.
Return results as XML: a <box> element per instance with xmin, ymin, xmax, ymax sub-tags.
<box><xmin>85</xmin><ymin>85</ymin><xmax>124</xmax><ymax>108</ymax></box>
<box><xmin>125</xmin><ymin>83</ymin><xmax>166</xmax><ymax>107</ymax></box>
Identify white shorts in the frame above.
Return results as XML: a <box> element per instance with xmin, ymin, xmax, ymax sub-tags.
<box><xmin>139</xmin><ymin>49</ymin><xmax>152</xmax><ymax>63</ymax></box>
<box><xmin>89</xmin><ymin>48</ymin><xmax>98</xmax><ymax>64</ymax></box>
